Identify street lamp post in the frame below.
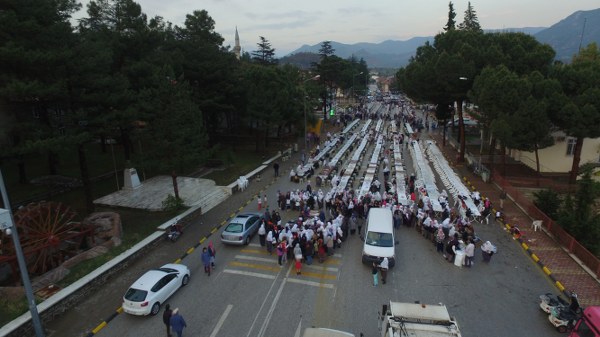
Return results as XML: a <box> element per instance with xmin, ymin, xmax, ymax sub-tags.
<box><xmin>0</xmin><ymin>169</ymin><xmax>45</xmax><ymax>337</ymax></box>
<box><xmin>303</xmin><ymin>74</ymin><xmax>320</xmax><ymax>152</ymax></box>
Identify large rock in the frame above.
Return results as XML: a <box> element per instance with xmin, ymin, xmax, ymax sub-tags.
<box><xmin>83</xmin><ymin>212</ymin><xmax>122</xmax><ymax>246</ymax></box>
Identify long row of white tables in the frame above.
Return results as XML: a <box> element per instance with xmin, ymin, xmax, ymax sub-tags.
<box><xmin>424</xmin><ymin>140</ymin><xmax>480</xmax><ymax>216</ymax></box>
<box><xmin>359</xmin><ymin>134</ymin><xmax>384</xmax><ymax>197</ymax></box>
<box><xmin>409</xmin><ymin>140</ymin><xmax>443</xmax><ymax>212</ymax></box>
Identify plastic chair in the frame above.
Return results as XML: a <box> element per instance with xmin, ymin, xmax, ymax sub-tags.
<box><xmin>532</xmin><ymin>220</ymin><xmax>542</xmax><ymax>232</ymax></box>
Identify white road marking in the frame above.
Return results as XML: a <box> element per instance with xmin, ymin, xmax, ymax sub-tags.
<box><xmin>248</xmin><ymin>243</ymin><xmax>262</xmax><ymax>247</ymax></box>
<box><xmin>303</xmin><ymin>264</ymin><xmax>339</xmax><ymax>272</ymax></box>
<box><xmin>209</xmin><ymin>304</ymin><xmax>233</xmax><ymax>337</ymax></box>
<box><xmin>245</xmin><ymin>266</ymin><xmax>287</xmax><ymax>337</ymax></box>
<box><xmin>293</xmin><ymin>319</ymin><xmax>302</xmax><ymax>337</ymax></box>
<box><xmin>222</xmin><ymin>269</ymin><xmax>276</xmax><ymax>280</ymax></box>
<box><xmin>287</xmin><ymin>278</ymin><xmax>335</xmax><ymax>289</ymax></box>
<box><xmin>235</xmin><ymin>255</ymin><xmax>278</xmax><ymax>264</ymax></box>
<box><xmin>257</xmin><ymin>265</ymin><xmax>292</xmax><ymax>337</ymax></box>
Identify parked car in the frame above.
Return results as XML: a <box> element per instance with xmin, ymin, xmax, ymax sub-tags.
<box><xmin>221</xmin><ymin>212</ymin><xmax>262</xmax><ymax>245</ymax></box>
<box><xmin>122</xmin><ymin>263</ymin><xmax>190</xmax><ymax>316</ymax></box>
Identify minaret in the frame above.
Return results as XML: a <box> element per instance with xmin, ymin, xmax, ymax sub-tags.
<box><xmin>233</xmin><ymin>26</ymin><xmax>241</xmax><ymax>60</ymax></box>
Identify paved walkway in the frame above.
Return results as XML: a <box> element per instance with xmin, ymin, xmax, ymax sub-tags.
<box><xmin>427</xmin><ymin>130</ymin><xmax>600</xmax><ymax>306</ymax></box>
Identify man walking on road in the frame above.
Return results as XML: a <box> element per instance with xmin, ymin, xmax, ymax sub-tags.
<box><xmin>163</xmin><ymin>304</ymin><xmax>173</xmax><ymax>337</ymax></box>
<box><xmin>273</xmin><ymin>161</ymin><xmax>280</xmax><ymax>177</ymax></box>
<box><xmin>170</xmin><ymin>308</ymin><xmax>187</xmax><ymax>337</ymax></box>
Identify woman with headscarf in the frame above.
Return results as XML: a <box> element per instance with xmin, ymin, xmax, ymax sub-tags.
<box><xmin>294</xmin><ymin>243</ymin><xmax>303</xmax><ymax>275</ymax></box>
<box><xmin>258</xmin><ymin>221</ymin><xmax>267</xmax><ymax>246</ymax></box>
<box><xmin>435</xmin><ymin>227</ymin><xmax>445</xmax><ymax>253</ymax></box>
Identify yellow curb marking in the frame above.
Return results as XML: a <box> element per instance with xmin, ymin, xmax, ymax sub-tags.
<box><xmin>92</xmin><ymin>322</ymin><xmax>107</xmax><ymax>334</ymax></box>
<box><xmin>174</xmin><ymin>258</ymin><xmax>182</xmax><ymax>264</ymax></box>
<box><xmin>200</xmin><ymin>237</ymin><xmax>206</xmax><ymax>244</ymax></box>
<box><xmin>543</xmin><ymin>266</ymin><xmax>551</xmax><ymax>275</ymax></box>
<box><xmin>521</xmin><ymin>242</ymin><xmax>529</xmax><ymax>250</ymax></box>
<box><xmin>186</xmin><ymin>247</ymin><xmax>194</xmax><ymax>254</ymax></box>
<box><xmin>531</xmin><ymin>254</ymin><xmax>540</xmax><ymax>262</ymax></box>
<box><xmin>556</xmin><ymin>281</ymin><xmax>565</xmax><ymax>292</ymax></box>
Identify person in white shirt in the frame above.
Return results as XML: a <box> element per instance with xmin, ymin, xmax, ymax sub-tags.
<box><xmin>465</xmin><ymin>239</ymin><xmax>475</xmax><ymax>267</ymax></box>
<box><xmin>378</xmin><ymin>257</ymin><xmax>389</xmax><ymax>284</ymax></box>
<box><xmin>266</xmin><ymin>230</ymin><xmax>274</xmax><ymax>254</ymax></box>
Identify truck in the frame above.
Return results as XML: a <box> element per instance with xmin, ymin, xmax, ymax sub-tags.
<box><xmin>568</xmin><ymin>306</ymin><xmax>600</xmax><ymax>337</ymax></box>
<box><xmin>378</xmin><ymin>301</ymin><xmax>462</xmax><ymax>337</ymax></box>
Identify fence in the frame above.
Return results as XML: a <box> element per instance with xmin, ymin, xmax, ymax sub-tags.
<box><xmin>492</xmin><ymin>170</ymin><xmax>600</xmax><ymax>278</ymax></box>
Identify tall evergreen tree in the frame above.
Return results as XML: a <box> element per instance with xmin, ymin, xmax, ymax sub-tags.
<box><xmin>443</xmin><ymin>1</ymin><xmax>457</xmax><ymax>31</ymax></box>
<box><xmin>458</xmin><ymin>2</ymin><xmax>482</xmax><ymax>32</ymax></box>
<box><xmin>252</xmin><ymin>36</ymin><xmax>277</xmax><ymax>65</ymax></box>
<box><xmin>318</xmin><ymin>41</ymin><xmax>335</xmax><ymax>58</ymax></box>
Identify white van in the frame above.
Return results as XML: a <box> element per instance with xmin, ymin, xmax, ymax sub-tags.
<box><xmin>362</xmin><ymin>208</ymin><xmax>396</xmax><ymax>267</ymax></box>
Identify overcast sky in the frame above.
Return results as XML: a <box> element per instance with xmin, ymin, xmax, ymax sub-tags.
<box><xmin>75</xmin><ymin>0</ymin><xmax>599</xmax><ymax>56</ymax></box>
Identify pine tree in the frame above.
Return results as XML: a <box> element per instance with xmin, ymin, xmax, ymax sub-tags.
<box><xmin>458</xmin><ymin>2</ymin><xmax>482</xmax><ymax>32</ymax></box>
<box><xmin>444</xmin><ymin>1</ymin><xmax>457</xmax><ymax>31</ymax></box>
<box><xmin>252</xmin><ymin>36</ymin><xmax>277</xmax><ymax>65</ymax></box>
<box><xmin>318</xmin><ymin>41</ymin><xmax>335</xmax><ymax>58</ymax></box>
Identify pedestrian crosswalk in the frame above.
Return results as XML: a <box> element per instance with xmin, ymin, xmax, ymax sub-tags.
<box><xmin>222</xmin><ymin>243</ymin><xmax>341</xmax><ymax>289</ymax></box>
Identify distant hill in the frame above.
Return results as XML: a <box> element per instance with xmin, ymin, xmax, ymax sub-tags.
<box><xmin>535</xmin><ymin>8</ymin><xmax>600</xmax><ymax>63</ymax></box>
<box><xmin>284</xmin><ymin>37</ymin><xmax>434</xmax><ymax>69</ymax></box>
<box><xmin>282</xmin><ymin>9</ymin><xmax>600</xmax><ymax>69</ymax></box>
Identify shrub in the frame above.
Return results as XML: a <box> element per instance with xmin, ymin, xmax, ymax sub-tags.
<box><xmin>162</xmin><ymin>194</ymin><xmax>184</xmax><ymax>212</ymax></box>
<box><xmin>533</xmin><ymin>189</ymin><xmax>561</xmax><ymax>219</ymax></box>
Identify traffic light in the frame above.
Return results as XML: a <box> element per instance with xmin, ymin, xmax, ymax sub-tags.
<box><xmin>329</xmin><ymin>108</ymin><xmax>335</xmax><ymax>116</ymax></box>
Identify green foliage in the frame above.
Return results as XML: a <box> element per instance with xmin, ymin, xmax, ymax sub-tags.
<box><xmin>533</xmin><ymin>189</ymin><xmax>562</xmax><ymax>219</ymax></box>
<box><xmin>444</xmin><ymin>1</ymin><xmax>457</xmax><ymax>32</ymax></box>
<box><xmin>550</xmin><ymin>43</ymin><xmax>600</xmax><ymax>183</ymax></box>
<box><xmin>252</xmin><ymin>36</ymin><xmax>277</xmax><ymax>65</ymax></box>
<box><xmin>558</xmin><ymin>168</ymin><xmax>600</xmax><ymax>255</ymax></box>
<box><xmin>457</xmin><ymin>2</ymin><xmax>482</xmax><ymax>32</ymax></box>
<box><xmin>162</xmin><ymin>194</ymin><xmax>185</xmax><ymax>212</ymax></box>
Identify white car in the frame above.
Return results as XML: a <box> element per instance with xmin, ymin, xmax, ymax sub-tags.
<box><xmin>122</xmin><ymin>263</ymin><xmax>190</xmax><ymax>316</ymax></box>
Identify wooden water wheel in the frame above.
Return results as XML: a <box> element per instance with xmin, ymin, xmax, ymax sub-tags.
<box><xmin>2</xmin><ymin>201</ymin><xmax>88</xmax><ymax>277</ymax></box>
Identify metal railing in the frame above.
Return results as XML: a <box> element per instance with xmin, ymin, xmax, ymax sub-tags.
<box><xmin>492</xmin><ymin>170</ymin><xmax>600</xmax><ymax>277</ymax></box>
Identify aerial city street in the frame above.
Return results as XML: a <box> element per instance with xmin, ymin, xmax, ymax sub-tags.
<box><xmin>1</xmin><ymin>1</ymin><xmax>600</xmax><ymax>337</ymax></box>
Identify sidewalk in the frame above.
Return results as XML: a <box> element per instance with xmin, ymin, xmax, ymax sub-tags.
<box><xmin>428</xmin><ymin>131</ymin><xmax>600</xmax><ymax>306</ymax></box>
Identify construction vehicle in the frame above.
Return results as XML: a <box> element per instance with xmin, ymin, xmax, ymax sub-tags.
<box><xmin>378</xmin><ymin>301</ymin><xmax>462</xmax><ymax>337</ymax></box>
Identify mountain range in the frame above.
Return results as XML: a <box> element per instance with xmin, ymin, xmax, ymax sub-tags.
<box><xmin>282</xmin><ymin>8</ymin><xmax>600</xmax><ymax>68</ymax></box>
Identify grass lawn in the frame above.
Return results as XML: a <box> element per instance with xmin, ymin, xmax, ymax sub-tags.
<box><xmin>205</xmin><ymin>148</ymin><xmax>278</xmax><ymax>185</ymax></box>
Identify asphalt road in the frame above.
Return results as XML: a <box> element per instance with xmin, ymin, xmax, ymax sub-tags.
<box><xmin>46</xmin><ymin>115</ymin><xmax>564</xmax><ymax>337</ymax></box>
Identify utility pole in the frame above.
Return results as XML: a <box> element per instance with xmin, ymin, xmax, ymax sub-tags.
<box><xmin>0</xmin><ymin>169</ymin><xmax>45</xmax><ymax>337</ymax></box>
